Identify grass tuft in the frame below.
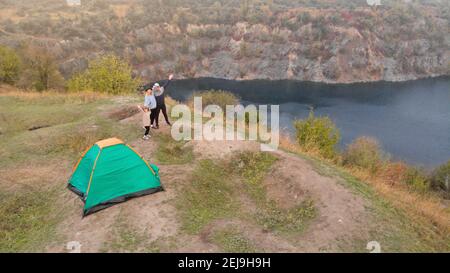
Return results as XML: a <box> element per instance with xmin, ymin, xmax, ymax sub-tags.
<box><xmin>255</xmin><ymin>200</ymin><xmax>316</xmax><ymax>234</ymax></box>
<box><xmin>211</xmin><ymin>228</ymin><xmax>256</xmax><ymax>253</ymax></box>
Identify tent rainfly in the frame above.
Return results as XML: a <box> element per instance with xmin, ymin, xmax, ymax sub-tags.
<box><xmin>68</xmin><ymin>138</ymin><xmax>163</xmax><ymax>216</ymax></box>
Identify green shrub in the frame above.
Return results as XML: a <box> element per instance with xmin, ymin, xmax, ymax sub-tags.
<box><xmin>404</xmin><ymin>167</ymin><xmax>430</xmax><ymax>193</ymax></box>
<box><xmin>430</xmin><ymin>160</ymin><xmax>450</xmax><ymax>198</ymax></box>
<box><xmin>68</xmin><ymin>54</ymin><xmax>140</xmax><ymax>94</ymax></box>
<box><xmin>188</xmin><ymin>90</ymin><xmax>239</xmax><ymax>110</ymax></box>
<box><xmin>67</xmin><ymin>73</ymin><xmax>91</xmax><ymax>92</ymax></box>
<box><xmin>343</xmin><ymin>136</ymin><xmax>386</xmax><ymax>174</ymax></box>
<box><xmin>293</xmin><ymin>111</ymin><xmax>340</xmax><ymax>159</ymax></box>
<box><xmin>0</xmin><ymin>46</ymin><xmax>21</xmax><ymax>85</ymax></box>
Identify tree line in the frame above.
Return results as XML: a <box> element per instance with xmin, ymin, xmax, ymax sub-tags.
<box><xmin>0</xmin><ymin>44</ymin><xmax>139</xmax><ymax>94</ymax></box>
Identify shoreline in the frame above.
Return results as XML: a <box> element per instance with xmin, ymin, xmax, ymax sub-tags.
<box><xmin>160</xmin><ymin>74</ymin><xmax>450</xmax><ymax>86</ymax></box>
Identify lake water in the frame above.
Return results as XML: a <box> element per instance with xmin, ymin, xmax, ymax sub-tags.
<box><xmin>167</xmin><ymin>77</ymin><xmax>450</xmax><ymax>167</ymax></box>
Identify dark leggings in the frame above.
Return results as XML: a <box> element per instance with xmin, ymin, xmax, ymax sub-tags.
<box><xmin>144</xmin><ymin>126</ymin><xmax>150</xmax><ymax>136</ymax></box>
<box><xmin>155</xmin><ymin>104</ymin><xmax>170</xmax><ymax>126</ymax></box>
<box><xmin>150</xmin><ymin>108</ymin><xmax>158</xmax><ymax>126</ymax></box>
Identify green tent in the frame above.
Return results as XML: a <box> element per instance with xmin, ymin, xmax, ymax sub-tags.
<box><xmin>68</xmin><ymin>138</ymin><xmax>163</xmax><ymax>216</ymax></box>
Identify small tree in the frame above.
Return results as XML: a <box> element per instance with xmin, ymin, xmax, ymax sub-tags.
<box><xmin>431</xmin><ymin>160</ymin><xmax>450</xmax><ymax>198</ymax></box>
<box><xmin>343</xmin><ymin>136</ymin><xmax>386</xmax><ymax>174</ymax></box>
<box><xmin>404</xmin><ymin>167</ymin><xmax>429</xmax><ymax>193</ymax></box>
<box><xmin>20</xmin><ymin>45</ymin><xmax>64</xmax><ymax>91</ymax></box>
<box><xmin>68</xmin><ymin>54</ymin><xmax>141</xmax><ymax>94</ymax></box>
<box><xmin>188</xmin><ymin>90</ymin><xmax>239</xmax><ymax>110</ymax></box>
<box><xmin>294</xmin><ymin>111</ymin><xmax>340</xmax><ymax>159</ymax></box>
<box><xmin>0</xmin><ymin>45</ymin><xmax>21</xmax><ymax>85</ymax></box>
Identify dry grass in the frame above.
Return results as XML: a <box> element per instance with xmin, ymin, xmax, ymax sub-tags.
<box><xmin>367</xmin><ymin>172</ymin><xmax>450</xmax><ymax>234</ymax></box>
<box><xmin>111</xmin><ymin>4</ymin><xmax>131</xmax><ymax>18</ymax></box>
<box><xmin>0</xmin><ymin>85</ymin><xmax>109</xmax><ymax>104</ymax></box>
<box><xmin>0</xmin><ymin>8</ymin><xmax>24</xmax><ymax>23</ymax></box>
<box><xmin>279</xmin><ymin>133</ymin><xmax>450</xmax><ymax>236</ymax></box>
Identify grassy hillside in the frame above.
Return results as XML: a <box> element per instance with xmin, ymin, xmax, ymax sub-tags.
<box><xmin>0</xmin><ymin>86</ymin><xmax>448</xmax><ymax>252</ymax></box>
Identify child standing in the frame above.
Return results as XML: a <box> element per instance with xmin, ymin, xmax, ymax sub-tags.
<box><xmin>143</xmin><ymin>88</ymin><xmax>158</xmax><ymax>130</ymax></box>
<box><xmin>138</xmin><ymin>105</ymin><xmax>151</xmax><ymax>140</ymax></box>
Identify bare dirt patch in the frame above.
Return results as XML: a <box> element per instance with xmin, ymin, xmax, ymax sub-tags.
<box><xmin>264</xmin><ymin>150</ymin><xmax>370</xmax><ymax>252</ymax></box>
<box><xmin>108</xmin><ymin>105</ymin><xmax>140</xmax><ymax>121</ymax></box>
<box><xmin>123</xmin><ymin>164</ymin><xmax>195</xmax><ymax>240</ymax></box>
<box><xmin>49</xmin><ymin>194</ymin><xmax>120</xmax><ymax>253</ymax></box>
<box><xmin>0</xmin><ymin>160</ymin><xmax>71</xmax><ymax>193</ymax></box>
<box><xmin>201</xmin><ymin>219</ymin><xmax>298</xmax><ymax>252</ymax></box>
<box><xmin>190</xmin><ymin>139</ymin><xmax>261</xmax><ymax>160</ymax></box>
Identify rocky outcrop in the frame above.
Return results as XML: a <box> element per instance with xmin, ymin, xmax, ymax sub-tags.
<box><xmin>1</xmin><ymin>1</ymin><xmax>448</xmax><ymax>83</ymax></box>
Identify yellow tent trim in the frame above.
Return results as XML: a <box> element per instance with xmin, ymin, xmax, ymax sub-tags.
<box><xmin>85</xmin><ymin>149</ymin><xmax>102</xmax><ymax>197</ymax></box>
<box><xmin>95</xmin><ymin>138</ymin><xmax>124</xmax><ymax>148</ymax></box>
<box><xmin>72</xmin><ymin>145</ymin><xmax>92</xmax><ymax>172</ymax></box>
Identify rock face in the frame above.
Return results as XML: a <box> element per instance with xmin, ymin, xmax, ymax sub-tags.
<box><xmin>153</xmin><ymin>25</ymin><xmax>449</xmax><ymax>83</ymax></box>
<box><xmin>0</xmin><ymin>0</ymin><xmax>448</xmax><ymax>83</ymax></box>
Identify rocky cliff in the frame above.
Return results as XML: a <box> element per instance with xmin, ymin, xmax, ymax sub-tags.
<box><xmin>0</xmin><ymin>0</ymin><xmax>448</xmax><ymax>83</ymax></box>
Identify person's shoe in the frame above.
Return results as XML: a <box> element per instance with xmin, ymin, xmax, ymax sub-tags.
<box><xmin>151</xmin><ymin>125</ymin><xmax>155</xmax><ymax>129</ymax></box>
<box><xmin>155</xmin><ymin>125</ymin><xmax>159</xmax><ymax>129</ymax></box>
<box><xmin>143</xmin><ymin>135</ymin><xmax>150</xmax><ymax>140</ymax></box>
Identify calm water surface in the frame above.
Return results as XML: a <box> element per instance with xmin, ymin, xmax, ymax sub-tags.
<box><xmin>167</xmin><ymin>77</ymin><xmax>450</xmax><ymax>167</ymax></box>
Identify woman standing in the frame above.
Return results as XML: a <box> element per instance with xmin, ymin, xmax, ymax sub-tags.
<box><xmin>152</xmin><ymin>74</ymin><xmax>174</xmax><ymax>129</ymax></box>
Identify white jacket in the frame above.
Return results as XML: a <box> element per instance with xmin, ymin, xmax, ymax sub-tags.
<box><xmin>144</xmin><ymin>95</ymin><xmax>157</xmax><ymax>110</ymax></box>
